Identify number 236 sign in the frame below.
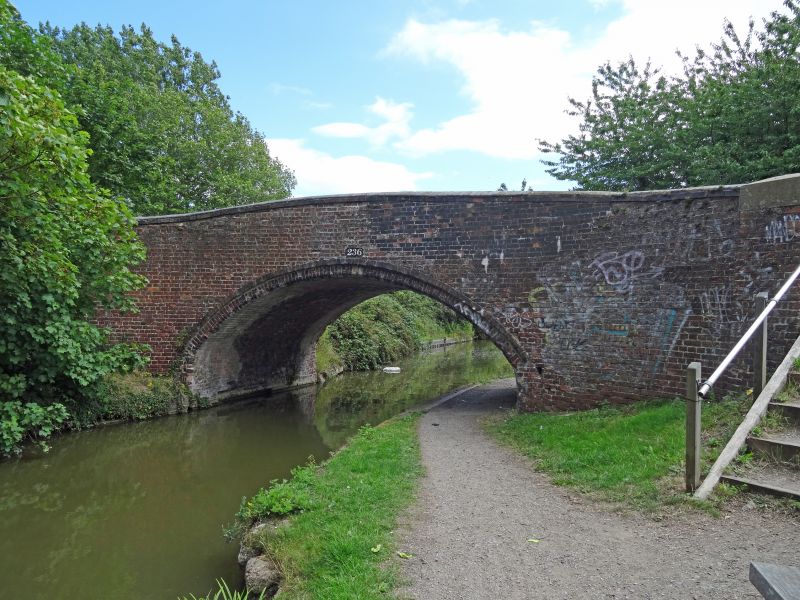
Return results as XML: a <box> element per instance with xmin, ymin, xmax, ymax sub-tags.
<box><xmin>345</xmin><ymin>247</ymin><xmax>364</xmax><ymax>257</ymax></box>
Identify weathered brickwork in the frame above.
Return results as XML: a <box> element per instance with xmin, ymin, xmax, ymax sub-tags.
<box><xmin>103</xmin><ymin>174</ymin><xmax>800</xmax><ymax>409</ymax></box>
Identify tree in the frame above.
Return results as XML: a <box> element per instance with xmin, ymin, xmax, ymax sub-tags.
<box><xmin>0</xmin><ymin>1</ymin><xmax>146</xmax><ymax>454</ymax></box>
<box><xmin>40</xmin><ymin>23</ymin><xmax>296</xmax><ymax>215</ymax></box>
<box><xmin>540</xmin><ymin>1</ymin><xmax>800</xmax><ymax>191</ymax></box>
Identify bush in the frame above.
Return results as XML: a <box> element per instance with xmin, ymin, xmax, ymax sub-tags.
<box><xmin>237</xmin><ymin>462</ymin><xmax>316</xmax><ymax>522</ymax></box>
<box><xmin>323</xmin><ymin>291</ymin><xmax>474</xmax><ymax>372</ymax></box>
<box><xmin>0</xmin><ymin>401</ymin><xmax>69</xmax><ymax>456</ymax></box>
<box><xmin>0</xmin><ymin>5</ymin><xmax>147</xmax><ymax>456</ymax></box>
<box><xmin>68</xmin><ymin>371</ymin><xmax>196</xmax><ymax>426</ymax></box>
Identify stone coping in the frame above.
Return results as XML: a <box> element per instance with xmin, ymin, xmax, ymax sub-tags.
<box><xmin>137</xmin><ymin>184</ymin><xmax>743</xmax><ymax>225</ymax></box>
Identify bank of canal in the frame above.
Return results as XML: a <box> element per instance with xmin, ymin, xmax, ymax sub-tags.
<box><xmin>0</xmin><ymin>340</ymin><xmax>512</xmax><ymax>599</ymax></box>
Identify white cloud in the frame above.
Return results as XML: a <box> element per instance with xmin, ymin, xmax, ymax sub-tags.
<box><xmin>313</xmin><ymin>97</ymin><xmax>413</xmax><ymax>146</ymax></box>
<box><xmin>268</xmin><ymin>138</ymin><xmax>434</xmax><ymax>196</ymax></box>
<box><xmin>269</xmin><ymin>82</ymin><xmax>312</xmax><ymax>96</ymax></box>
<box><xmin>378</xmin><ymin>1</ymin><xmax>778</xmax><ymax>160</ymax></box>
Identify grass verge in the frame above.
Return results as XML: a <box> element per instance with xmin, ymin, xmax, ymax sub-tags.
<box><xmin>484</xmin><ymin>395</ymin><xmax>755</xmax><ymax>513</ymax></box>
<box><xmin>237</xmin><ymin>413</ymin><xmax>423</xmax><ymax>599</ymax></box>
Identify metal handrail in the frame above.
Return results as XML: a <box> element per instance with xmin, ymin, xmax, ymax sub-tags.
<box><xmin>698</xmin><ymin>263</ymin><xmax>800</xmax><ymax>398</ymax></box>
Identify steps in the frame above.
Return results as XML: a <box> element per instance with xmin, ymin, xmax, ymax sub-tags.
<box><xmin>720</xmin><ymin>375</ymin><xmax>800</xmax><ymax>500</ymax></box>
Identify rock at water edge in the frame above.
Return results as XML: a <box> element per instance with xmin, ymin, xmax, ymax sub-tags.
<box><xmin>245</xmin><ymin>556</ymin><xmax>281</xmax><ymax>597</ymax></box>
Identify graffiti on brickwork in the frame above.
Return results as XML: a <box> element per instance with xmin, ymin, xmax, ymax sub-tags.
<box><xmin>649</xmin><ymin>308</ymin><xmax>691</xmax><ymax>374</ymax></box>
<box><xmin>530</xmin><ymin>255</ymin><xmax>693</xmax><ymax>384</ymax></box>
<box><xmin>739</xmin><ymin>263</ymin><xmax>774</xmax><ymax>294</ymax></box>
<box><xmin>685</xmin><ymin>219</ymin><xmax>734</xmax><ymax>262</ymax></box>
<box><xmin>590</xmin><ymin>314</ymin><xmax>631</xmax><ymax>337</ymax></box>
<box><xmin>494</xmin><ymin>306</ymin><xmax>534</xmax><ymax>330</ymax></box>
<box><xmin>765</xmin><ymin>214</ymin><xmax>800</xmax><ymax>243</ymax></box>
<box><xmin>589</xmin><ymin>250</ymin><xmax>664</xmax><ymax>293</ymax></box>
<box><xmin>697</xmin><ymin>286</ymin><xmax>748</xmax><ymax>335</ymax></box>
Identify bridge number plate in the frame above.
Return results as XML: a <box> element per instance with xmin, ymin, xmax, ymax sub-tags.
<box><xmin>345</xmin><ymin>246</ymin><xmax>365</xmax><ymax>257</ymax></box>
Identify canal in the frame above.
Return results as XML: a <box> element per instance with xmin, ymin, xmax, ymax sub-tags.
<box><xmin>0</xmin><ymin>340</ymin><xmax>512</xmax><ymax>599</ymax></box>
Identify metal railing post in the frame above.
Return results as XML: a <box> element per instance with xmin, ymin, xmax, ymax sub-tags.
<box><xmin>686</xmin><ymin>362</ymin><xmax>702</xmax><ymax>493</ymax></box>
<box><xmin>753</xmin><ymin>292</ymin><xmax>769</xmax><ymax>399</ymax></box>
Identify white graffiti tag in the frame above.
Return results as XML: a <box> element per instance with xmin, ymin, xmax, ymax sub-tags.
<box><xmin>494</xmin><ymin>306</ymin><xmax>534</xmax><ymax>330</ymax></box>
<box><xmin>765</xmin><ymin>214</ymin><xmax>800</xmax><ymax>244</ymax></box>
<box><xmin>589</xmin><ymin>251</ymin><xmax>663</xmax><ymax>293</ymax></box>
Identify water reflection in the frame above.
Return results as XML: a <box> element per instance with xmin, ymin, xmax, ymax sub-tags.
<box><xmin>0</xmin><ymin>341</ymin><xmax>512</xmax><ymax>599</ymax></box>
<box><xmin>308</xmin><ymin>340</ymin><xmax>513</xmax><ymax>447</ymax></box>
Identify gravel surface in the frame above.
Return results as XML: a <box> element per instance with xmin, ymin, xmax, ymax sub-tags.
<box><xmin>397</xmin><ymin>379</ymin><xmax>800</xmax><ymax>600</ymax></box>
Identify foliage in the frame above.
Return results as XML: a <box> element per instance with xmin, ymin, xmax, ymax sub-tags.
<box><xmin>0</xmin><ymin>1</ymin><xmax>67</xmax><ymax>87</ymax></box>
<box><xmin>238</xmin><ymin>462</ymin><xmax>316</xmax><ymax>522</ymax></box>
<box><xmin>315</xmin><ymin>328</ymin><xmax>345</xmax><ymax>377</ymax></box>
<box><xmin>236</xmin><ymin>415</ymin><xmax>422</xmax><ymax>599</ymax></box>
<box><xmin>67</xmin><ymin>371</ymin><xmax>194</xmax><ymax>425</ymax></box>
<box><xmin>179</xmin><ymin>578</ymin><xmax>266</xmax><ymax>600</ymax></box>
<box><xmin>0</xmin><ymin>4</ymin><xmax>147</xmax><ymax>455</ymax></box>
<box><xmin>0</xmin><ymin>401</ymin><xmax>68</xmax><ymax>456</ymax></box>
<box><xmin>540</xmin><ymin>1</ymin><xmax>800</xmax><ymax>190</ymax></box>
<box><xmin>485</xmin><ymin>395</ymin><xmax>751</xmax><ymax>512</ymax></box>
<box><xmin>498</xmin><ymin>179</ymin><xmax>531</xmax><ymax>191</ymax></box>
<box><xmin>323</xmin><ymin>291</ymin><xmax>474</xmax><ymax>372</ymax></box>
<box><xmin>39</xmin><ymin>22</ymin><xmax>295</xmax><ymax>215</ymax></box>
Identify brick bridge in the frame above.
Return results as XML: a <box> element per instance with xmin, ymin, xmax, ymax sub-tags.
<box><xmin>105</xmin><ymin>174</ymin><xmax>800</xmax><ymax>410</ymax></box>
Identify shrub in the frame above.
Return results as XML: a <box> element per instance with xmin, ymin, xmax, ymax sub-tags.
<box><xmin>237</xmin><ymin>462</ymin><xmax>316</xmax><ymax>522</ymax></box>
<box><xmin>0</xmin><ymin>401</ymin><xmax>69</xmax><ymax>456</ymax></box>
<box><xmin>0</xmin><ymin>5</ymin><xmax>146</xmax><ymax>455</ymax></box>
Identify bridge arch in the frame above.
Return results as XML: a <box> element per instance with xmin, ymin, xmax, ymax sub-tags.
<box><xmin>181</xmin><ymin>259</ymin><xmax>528</xmax><ymax>400</ymax></box>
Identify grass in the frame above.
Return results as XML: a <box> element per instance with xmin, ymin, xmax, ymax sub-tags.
<box><xmin>237</xmin><ymin>413</ymin><xmax>423</xmax><ymax>599</ymax></box>
<box><xmin>484</xmin><ymin>395</ymin><xmax>753</xmax><ymax>513</ymax></box>
<box><xmin>179</xmin><ymin>579</ymin><xmax>265</xmax><ymax>600</ymax></box>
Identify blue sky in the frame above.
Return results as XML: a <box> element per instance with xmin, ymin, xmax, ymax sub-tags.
<box><xmin>17</xmin><ymin>0</ymin><xmax>783</xmax><ymax>197</ymax></box>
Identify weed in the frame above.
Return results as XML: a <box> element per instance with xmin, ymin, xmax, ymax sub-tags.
<box><xmin>179</xmin><ymin>578</ymin><xmax>265</xmax><ymax>600</ymax></box>
<box><xmin>759</xmin><ymin>408</ymin><xmax>790</xmax><ymax>434</ymax></box>
<box><xmin>237</xmin><ymin>461</ymin><xmax>317</xmax><ymax>522</ymax></box>
<box><xmin>736</xmin><ymin>450</ymin><xmax>755</xmax><ymax>466</ymax></box>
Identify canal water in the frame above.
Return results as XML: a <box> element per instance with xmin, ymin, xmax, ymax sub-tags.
<box><xmin>0</xmin><ymin>341</ymin><xmax>512</xmax><ymax>599</ymax></box>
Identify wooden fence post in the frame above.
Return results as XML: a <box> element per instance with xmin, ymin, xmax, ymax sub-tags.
<box><xmin>686</xmin><ymin>362</ymin><xmax>702</xmax><ymax>493</ymax></box>
<box><xmin>753</xmin><ymin>292</ymin><xmax>769</xmax><ymax>399</ymax></box>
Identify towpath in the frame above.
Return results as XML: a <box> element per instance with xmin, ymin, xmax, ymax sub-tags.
<box><xmin>398</xmin><ymin>379</ymin><xmax>799</xmax><ymax>599</ymax></box>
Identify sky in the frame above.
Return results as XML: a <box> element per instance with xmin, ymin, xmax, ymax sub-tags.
<box><xmin>17</xmin><ymin>0</ymin><xmax>785</xmax><ymax>197</ymax></box>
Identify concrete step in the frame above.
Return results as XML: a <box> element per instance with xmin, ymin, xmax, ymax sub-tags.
<box><xmin>788</xmin><ymin>370</ymin><xmax>800</xmax><ymax>386</ymax></box>
<box><xmin>770</xmin><ymin>401</ymin><xmax>800</xmax><ymax>425</ymax></box>
<box><xmin>747</xmin><ymin>425</ymin><xmax>800</xmax><ymax>464</ymax></box>
<box><xmin>721</xmin><ymin>462</ymin><xmax>800</xmax><ymax>500</ymax></box>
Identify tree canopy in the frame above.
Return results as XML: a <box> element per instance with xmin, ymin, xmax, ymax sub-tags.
<box><xmin>0</xmin><ymin>1</ymin><xmax>146</xmax><ymax>454</ymax></box>
<box><xmin>39</xmin><ymin>22</ymin><xmax>296</xmax><ymax>215</ymax></box>
<box><xmin>539</xmin><ymin>1</ymin><xmax>800</xmax><ymax>191</ymax></box>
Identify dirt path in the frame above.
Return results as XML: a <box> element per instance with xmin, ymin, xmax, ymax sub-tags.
<box><xmin>398</xmin><ymin>379</ymin><xmax>799</xmax><ymax>600</ymax></box>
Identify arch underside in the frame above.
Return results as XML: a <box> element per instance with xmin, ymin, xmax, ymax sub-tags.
<box><xmin>184</xmin><ymin>261</ymin><xmax>526</xmax><ymax>400</ymax></box>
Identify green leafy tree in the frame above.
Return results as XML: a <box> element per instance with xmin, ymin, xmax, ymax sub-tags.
<box><xmin>0</xmin><ymin>1</ymin><xmax>146</xmax><ymax>455</ymax></box>
<box><xmin>40</xmin><ymin>22</ymin><xmax>296</xmax><ymax>215</ymax></box>
<box><xmin>540</xmin><ymin>1</ymin><xmax>800</xmax><ymax>190</ymax></box>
